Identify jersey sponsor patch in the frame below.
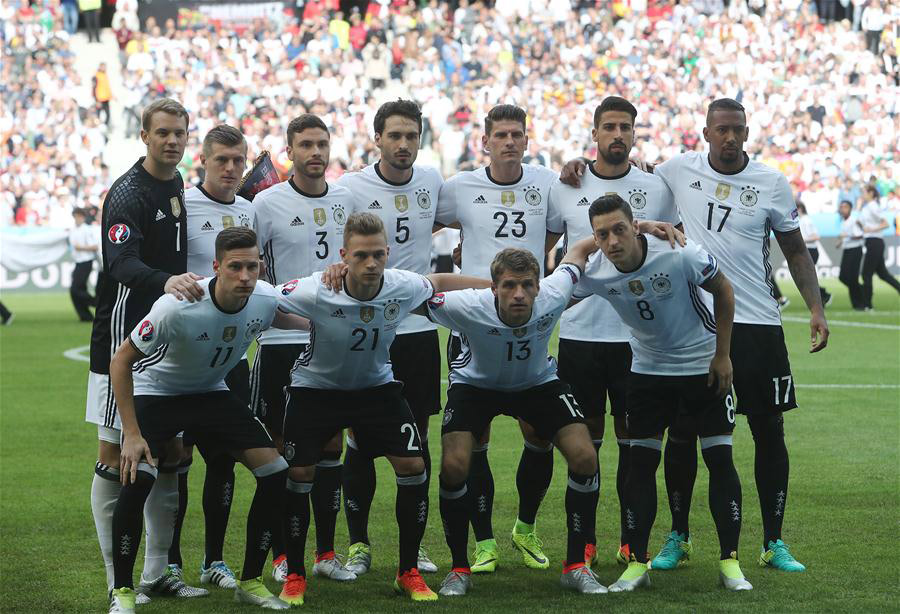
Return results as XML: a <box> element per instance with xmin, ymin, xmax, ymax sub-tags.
<box><xmin>108</xmin><ymin>223</ymin><xmax>131</xmax><ymax>244</ymax></box>
<box><xmin>280</xmin><ymin>279</ymin><xmax>299</xmax><ymax>295</ymax></box>
<box><xmin>138</xmin><ymin>319</ymin><xmax>154</xmax><ymax>342</ymax></box>
<box><xmin>701</xmin><ymin>254</ymin><xmax>716</xmax><ymax>277</ymax></box>
<box><xmin>428</xmin><ymin>293</ymin><xmax>445</xmax><ymax>308</ymax></box>
<box><xmin>790</xmin><ymin>208</ymin><xmax>799</xmax><ymax>220</ymax></box>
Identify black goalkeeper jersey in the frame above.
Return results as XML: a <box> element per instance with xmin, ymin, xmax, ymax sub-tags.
<box><xmin>89</xmin><ymin>157</ymin><xmax>187</xmax><ymax>373</ymax></box>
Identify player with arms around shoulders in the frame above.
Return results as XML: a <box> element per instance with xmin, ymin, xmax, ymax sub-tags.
<box><xmin>106</xmin><ymin>226</ymin><xmax>311</xmax><ymax>613</ymax></box>
<box><xmin>274</xmin><ymin>212</ymin><xmax>491</xmax><ymax>605</ymax></box>
<box><xmin>336</xmin><ymin>99</ymin><xmax>444</xmax><ymax>575</ymax></box>
<box><xmin>87</xmin><ymin>98</ymin><xmax>208</xmax><ymax>606</ymax></box>
<box><xmin>568</xmin><ymin>194</ymin><xmax>749</xmax><ymax>592</ymax></box>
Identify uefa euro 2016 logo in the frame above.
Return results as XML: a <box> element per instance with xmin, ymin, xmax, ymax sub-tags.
<box><xmin>108</xmin><ymin>223</ymin><xmax>131</xmax><ymax>244</ymax></box>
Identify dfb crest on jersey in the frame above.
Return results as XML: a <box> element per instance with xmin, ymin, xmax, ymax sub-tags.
<box><xmin>650</xmin><ymin>273</ymin><xmax>671</xmax><ymax>294</ymax></box>
<box><xmin>416</xmin><ymin>189</ymin><xmax>431</xmax><ymax>209</ymax></box>
<box><xmin>384</xmin><ymin>301</ymin><xmax>401</xmax><ymax>320</ymax></box>
<box><xmin>170</xmin><ymin>196</ymin><xmax>182</xmax><ymax>218</ymax></box>
<box><xmin>222</xmin><ymin>215</ymin><xmax>234</xmax><ymax>228</ymax></box>
<box><xmin>524</xmin><ymin>187</ymin><xmax>542</xmax><ymax>206</ymax></box>
<box><xmin>715</xmin><ymin>183</ymin><xmax>732</xmax><ymax>201</ymax></box>
<box><xmin>394</xmin><ymin>195</ymin><xmax>409</xmax><ymax>212</ymax></box>
<box><xmin>739</xmin><ymin>186</ymin><xmax>759</xmax><ymax>207</ymax></box>
<box><xmin>313</xmin><ymin>208</ymin><xmax>327</xmax><ymax>226</ymax></box>
<box><xmin>628</xmin><ymin>188</ymin><xmax>648</xmax><ymax>210</ymax></box>
<box><xmin>501</xmin><ymin>191</ymin><xmax>516</xmax><ymax>206</ymax></box>
<box><xmin>283</xmin><ymin>442</ymin><xmax>295</xmax><ymax>461</ymax></box>
<box><xmin>138</xmin><ymin>319</ymin><xmax>154</xmax><ymax>342</ymax></box>
<box><xmin>537</xmin><ymin>314</ymin><xmax>553</xmax><ymax>332</ymax></box>
<box><xmin>360</xmin><ymin>306</ymin><xmax>375</xmax><ymax>323</ymax></box>
<box><xmin>245</xmin><ymin>318</ymin><xmax>263</xmax><ymax>340</ymax></box>
<box><xmin>332</xmin><ymin>204</ymin><xmax>346</xmax><ymax>225</ymax></box>
<box><xmin>281</xmin><ymin>279</ymin><xmax>299</xmax><ymax>295</ymax></box>
<box><xmin>442</xmin><ymin>407</ymin><xmax>453</xmax><ymax>426</ymax></box>
<box><xmin>108</xmin><ymin>223</ymin><xmax>131</xmax><ymax>244</ymax></box>
<box><xmin>628</xmin><ymin>280</ymin><xmax>645</xmax><ymax>296</ymax></box>
<box><xmin>513</xmin><ymin>326</ymin><xmax>527</xmax><ymax>338</ymax></box>
<box><xmin>222</xmin><ymin>326</ymin><xmax>237</xmax><ymax>342</ymax></box>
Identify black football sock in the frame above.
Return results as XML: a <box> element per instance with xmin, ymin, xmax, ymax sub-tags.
<box><xmin>516</xmin><ymin>441</ymin><xmax>553</xmax><ymax>526</ymax></box>
<box><xmin>202</xmin><ymin>453</ymin><xmax>235</xmax><ymax>567</ymax></box>
<box><xmin>748</xmin><ymin>414</ymin><xmax>789</xmax><ymax>549</ymax></box>
<box><xmin>565</xmin><ymin>471</ymin><xmax>599</xmax><ymax>565</ymax></box>
<box><xmin>586</xmin><ymin>438</ymin><xmax>602</xmax><ymax>546</ymax></box>
<box><xmin>700</xmin><ymin>437</ymin><xmax>742</xmax><ymax>559</ymax></box>
<box><xmin>311</xmin><ymin>451</ymin><xmax>342</xmax><ymax>555</ymax></box>
<box><xmin>342</xmin><ymin>441</ymin><xmax>375</xmax><ymax>545</ymax></box>
<box><xmin>664</xmin><ymin>429</ymin><xmax>697</xmax><ymax>538</ymax></box>
<box><xmin>439</xmin><ymin>478</ymin><xmax>471</xmax><ymax>570</ymax></box>
<box><xmin>167</xmin><ymin>465</ymin><xmax>190</xmax><ymax>568</ymax></box>
<box><xmin>468</xmin><ymin>445</ymin><xmax>494</xmax><ymax>541</ymax></box>
<box><xmin>396</xmin><ymin>472</ymin><xmax>429</xmax><ymax>572</ymax></box>
<box><xmin>241</xmin><ymin>461</ymin><xmax>288</xmax><ymax>581</ymax></box>
<box><xmin>615</xmin><ymin>438</ymin><xmax>630</xmax><ymax>544</ymax></box>
<box><xmin>284</xmin><ymin>478</ymin><xmax>312</xmax><ymax>577</ymax></box>
<box><xmin>625</xmin><ymin>440</ymin><xmax>662</xmax><ymax>562</ymax></box>
<box><xmin>112</xmin><ymin>468</ymin><xmax>156</xmax><ymax>589</ymax></box>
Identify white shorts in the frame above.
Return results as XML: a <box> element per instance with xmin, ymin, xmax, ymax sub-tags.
<box><xmin>85</xmin><ymin>371</ymin><xmax>120</xmax><ymax>430</ymax></box>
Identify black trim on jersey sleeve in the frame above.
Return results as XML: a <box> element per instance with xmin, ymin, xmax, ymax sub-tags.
<box><xmin>772</xmin><ymin>227</ymin><xmax>801</xmax><ymax>239</ymax></box>
<box><xmin>103</xmin><ymin>176</ymin><xmax>172</xmax><ymax>296</ymax></box>
<box><xmin>128</xmin><ymin>336</ymin><xmax>150</xmax><ymax>358</ymax></box>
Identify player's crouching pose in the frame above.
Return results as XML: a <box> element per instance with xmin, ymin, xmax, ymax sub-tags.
<box><xmin>274</xmin><ymin>212</ymin><xmax>490</xmax><ymax>605</ymax></box>
<box><xmin>106</xmin><ymin>227</ymin><xmax>310</xmax><ymax>613</ymax></box>
<box><xmin>429</xmin><ymin>247</ymin><xmax>607</xmax><ymax>597</ymax></box>
<box><xmin>569</xmin><ymin>195</ymin><xmax>751</xmax><ymax>592</ymax></box>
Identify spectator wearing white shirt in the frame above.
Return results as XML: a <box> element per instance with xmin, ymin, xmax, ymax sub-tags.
<box><xmin>858</xmin><ymin>185</ymin><xmax>900</xmax><ymax>308</ymax></box>
<box><xmin>797</xmin><ymin>202</ymin><xmax>833</xmax><ymax>306</ymax></box>
<box><xmin>68</xmin><ymin>207</ymin><xmax>99</xmax><ymax>321</ymax></box>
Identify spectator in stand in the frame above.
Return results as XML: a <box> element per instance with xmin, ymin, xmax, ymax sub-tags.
<box><xmin>93</xmin><ymin>62</ymin><xmax>112</xmax><ymax>128</ymax></box>
<box><xmin>61</xmin><ymin>0</ymin><xmax>79</xmax><ymax>35</ymax></box>
<box><xmin>78</xmin><ymin>0</ymin><xmax>100</xmax><ymax>43</ymax></box>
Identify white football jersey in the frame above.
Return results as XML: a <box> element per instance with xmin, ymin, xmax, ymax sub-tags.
<box><xmin>547</xmin><ymin>165</ymin><xmax>679</xmax><ymax>343</ymax></box>
<box><xmin>277</xmin><ymin>269</ymin><xmax>435</xmax><ymax>390</ymax></box>
<box><xmin>798</xmin><ymin>215</ymin><xmax>818</xmax><ymax>248</ymax></box>
<box><xmin>427</xmin><ymin>264</ymin><xmax>582</xmax><ymax>391</ymax></box>
<box><xmin>574</xmin><ymin>236</ymin><xmax>719</xmax><ymax>376</ymax></box>
<box><xmin>654</xmin><ymin>152</ymin><xmax>799</xmax><ymax>326</ymax></box>
<box><xmin>337</xmin><ymin>163</ymin><xmax>443</xmax><ymax>335</ymax></box>
<box><xmin>253</xmin><ymin>179</ymin><xmax>352</xmax><ymax>344</ymax></box>
<box><xmin>858</xmin><ymin>201</ymin><xmax>887</xmax><ymax>239</ymax></box>
<box><xmin>130</xmin><ymin>278</ymin><xmax>278</xmax><ymax>396</ymax></box>
<box><xmin>435</xmin><ymin>164</ymin><xmax>559</xmax><ymax>278</ymax></box>
<box><xmin>840</xmin><ymin>213</ymin><xmax>864</xmax><ymax>249</ymax></box>
<box><xmin>185</xmin><ymin>186</ymin><xmax>254</xmax><ymax>277</ymax></box>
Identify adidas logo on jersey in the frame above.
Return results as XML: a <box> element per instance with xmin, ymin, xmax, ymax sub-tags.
<box><xmin>473</xmin><ymin>195</ymin><xmax>487</xmax><ymax>204</ymax></box>
<box><xmin>577</xmin><ymin>197</ymin><xmax>590</xmax><ymax>206</ymax></box>
<box><xmin>201</xmin><ymin>221</ymin><xmax>214</xmax><ymax>231</ymax></box>
<box><xmin>331</xmin><ymin>308</ymin><xmax>345</xmax><ymax>318</ymax></box>
<box><xmin>290</xmin><ymin>216</ymin><xmax>304</xmax><ymax>226</ymax></box>
<box><xmin>689</xmin><ymin>180</ymin><xmax>702</xmax><ymax>190</ymax></box>
<box><xmin>608</xmin><ymin>287</ymin><xmax>621</xmax><ymax>296</ymax></box>
<box><xmin>487</xmin><ymin>327</ymin><xmax>500</xmax><ymax>335</ymax></box>
<box><xmin>195</xmin><ymin>332</ymin><xmax>209</xmax><ymax>341</ymax></box>
<box><xmin>369</xmin><ymin>201</ymin><xmax>382</xmax><ymax>209</ymax></box>
<box><xmin>155</xmin><ymin>209</ymin><xmax>166</xmax><ymax>221</ymax></box>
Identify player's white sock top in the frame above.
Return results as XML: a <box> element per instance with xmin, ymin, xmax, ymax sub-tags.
<box><xmin>91</xmin><ymin>464</ymin><xmax>121</xmax><ymax>591</ymax></box>
<box><xmin>141</xmin><ymin>471</ymin><xmax>179</xmax><ymax>583</ymax></box>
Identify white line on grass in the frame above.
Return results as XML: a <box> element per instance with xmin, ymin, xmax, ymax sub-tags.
<box><xmin>781</xmin><ymin>315</ymin><xmax>900</xmax><ymax>331</ymax></box>
<box><xmin>63</xmin><ymin>345</ymin><xmax>90</xmax><ymax>362</ymax></box>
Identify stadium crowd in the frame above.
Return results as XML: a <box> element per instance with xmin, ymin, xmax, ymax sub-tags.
<box><xmin>1</xmin><ymin>0</ymin><xmax>898</xmax><ymax>228</ymax></box>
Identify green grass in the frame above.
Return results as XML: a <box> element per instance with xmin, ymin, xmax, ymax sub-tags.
<box><xmin>1</xmin><ymin>280</ymin><xmax>898</xmax><ymax>613</ymax></box>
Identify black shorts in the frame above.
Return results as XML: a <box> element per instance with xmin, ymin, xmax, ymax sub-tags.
<box><xmin>730</xmin><ymin>323</ymin><xmax>797</xmax><ymax>414</ymax></box>
<box><xmin>442</xmin><ymin>380</ymin><xmax>584</xmax><ymax>442</ymax></box>
<box><xmin>225</xmin><ymin>358</ymin><xmax>251</xmax><ymax>406</ymax></box>
<box><xmin>135</xmin><ymin>391</ymin><xmax>275</xmax><ymax>460</ymax></box>
<box><xmin>282</xmin><ymin>382</ymin><xmax>421</xmax><ymax>467</ymax></box>
<box><xmin>557</xmin><ymin>339</ymin><xmax>631</xmax><ymax>419</ymax></box>
<box><xmin>250</xmin><ymin>343</ymin><xmax>305</xmax><ymax>435</ymax></box>
<box><xmin>625</xmin><ymin>372</ymin><xmax>736</xmax><ymax>439</ymax></box>
<box><xmin>390</xmin><ymin>330</ymin><xmax>441</xmax><ymax>421</ymax></box>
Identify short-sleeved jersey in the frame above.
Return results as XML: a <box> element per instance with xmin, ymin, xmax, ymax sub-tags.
<box><xmin>654</xmin><ymin>152</ymin><xmax>798</xmax><ymax>326</ymax></box>
<box><xmin>435</xmin><ymin>164</ymin><xmax>558</xmax><ymax>278</ymax></box>
<box><xmin>90</xmin><ymin>157</ymin><xmax>187</xmax><ymax>374</ymax></box>
<box><xmin>129</xmin><ymin>277</ymin><xmax>278</xmax><ymax>396</ymax></box>
<box><xmin>547</xmin><ymin>164</ymin><xmax>679</xmax><ymax>343</ymax></box>
<box><xmin>185</xmin><ymin>186</ymin><xmax>254</xmax><ymax>276</ymax></box>
<box><xmin>798</xmin><ymin>215</ymin><xmax>818</xmax><ymax>247</ymax></box>
<box><xmin>859</xmin><ymin>201</ymin><xmax>887</xmax><ymax>239</ymax></box>
<box><xmin>840</xmin><ymin>213</ymin><xmax>864</xmax><ymax>249</ymax></box>
<box><xmin>277</xmin><ymin>269</ymin><xmax>435</xmax><ymax>391</ymax></box>
<box><xmin>574</xmin><ymin>236</ymin><xmax>719</xmax><ymax>376</ymax></box>
<box><xmin>427</xmin><ymin>264</ymin><xmax>582</xmax><ymax>391</ymax></box>
<box><xmin>337</xmin><ymin>163</ymin><xmax>443</xmax><ymax>335</ymax></box>
<box><xmin>70</xmin><ymin>223</ymin><xmax>100</xmax><ymax>263</ymax></box>
<box><xmin>253</xmin><ymin>179</ymin><xmax>352</xmax><ymax>345</ymax></box>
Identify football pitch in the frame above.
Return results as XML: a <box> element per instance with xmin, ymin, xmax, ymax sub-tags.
<box><xmin>1</xmin><ymin>281</ymin><xmax>897</xmax><ymax>613</ymax></box>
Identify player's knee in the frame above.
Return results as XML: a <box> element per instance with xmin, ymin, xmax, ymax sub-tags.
<box><xmin>392</xmin><ymin>455</ymin><xmax>425</xmax><ymax>477</ymax></box>
<box><xmin>747</xmin><ymin>412</ymin><xmax>784</xmax><ymax>444</ymax></box>
<box><xmin>568</xmin><ymin>444</ymin><xmax>598</xmax><ymax>476</ymax></box>
<box><xmin>316</xmin><ymin>448</ymin><xmax>342</xmax><ymax>469</ymax></box>
<box><xmin>97</xmin><ymin>439</ymin><xmax>121</xmax><ymax>468</ymax></box>
<box><xmin>440</xmin><ymin>451</ymin><xmax>469</xmax><ymax>484</ymax></box>
<box><xmin>322</xmin><ymin>432</ymin><xmax>343</xmax><ymax>455</ymax></box>
<box><xmin>667</xmin><ymin>422</ymin><xmax>697</xmax><ymax>445</ymax></box>
<box><xmin>583</xmin><ymin>415</ymin><xmax>604</xmax><ymax>440</ymax></box>
<box><xmin>289</xmin><ymin>465</ymin><xmax>315</xmax><ymax>483</ymax></box>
